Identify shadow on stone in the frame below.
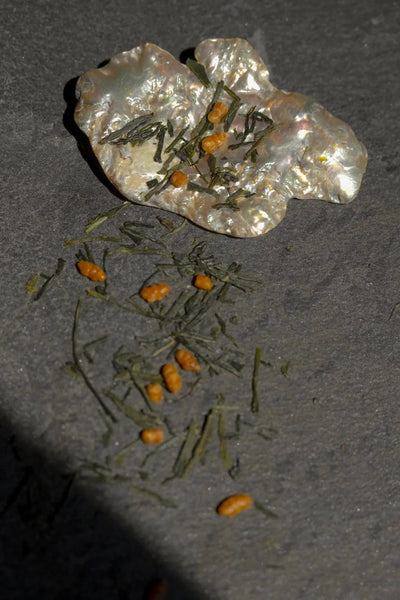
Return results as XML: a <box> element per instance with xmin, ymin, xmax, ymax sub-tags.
<box><xmin>0</xmin><ymin>413</ymin><xmax>205</xmax><ymax>599</ymax></box>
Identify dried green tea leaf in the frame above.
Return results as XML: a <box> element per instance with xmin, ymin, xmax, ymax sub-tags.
<box><xmin>251</xmin><ymin>347</ymin><xmax>262</xmax><ymax>413</ymax></box>
<box><xmin>170</xmin><ymin>418</ymin><xmax>200</xmax><ymax>479</ymax></box>
<box><xmin>72</xmin><ymin>299</ymin><xmax>116</xmax><ymax>422</ymax></box>
<box><xmin>25</xmin><ymin>273</ymin><xmax>40</xmax><ymax>294</ymax></box>
<box><xmin>186</xmin><ymin>58</ymin><xmax>211</xmax><ymax>87</ymax></box>
<box><xmin>130</xmin><ymin>484</ymin><xmax>177</xmax><ymax>508</ymax></box>
<box><xmin>280</xmin><ymin>361</ymin><xmax>290</xmax><ymax>377</ymax></box>
<box><xmin>254</xmin><ymin>501</ymin><xmax>279</xmax><ymax>519</ymax></box>
<box><xmin>85</xmin><ymin>201</ymin><xmax>130</xmax><ymax>233</ymax></box>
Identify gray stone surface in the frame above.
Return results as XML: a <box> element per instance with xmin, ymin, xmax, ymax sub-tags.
<box><xmin>1</xmin><ymin>1</ymin><xmax>399</xmax><ymax>599</ymax></box>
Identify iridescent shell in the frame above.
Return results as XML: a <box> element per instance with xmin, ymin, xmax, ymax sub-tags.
<box><xmin>74</xmin><ymin>38</ymin><xmax>367</xmax><ymax>237</ymax></box>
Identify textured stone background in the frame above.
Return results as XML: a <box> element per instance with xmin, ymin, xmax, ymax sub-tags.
<box><xmin>1</xmin><ymin>1</ymin><xmax>399</xmax><ymax>598</ymax></box>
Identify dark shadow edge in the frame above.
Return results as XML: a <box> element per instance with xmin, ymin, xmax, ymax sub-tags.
<box><xmin>0</xmin><ymin>410</ymin><xmax>208</xmax><ymax>599</ymax></box>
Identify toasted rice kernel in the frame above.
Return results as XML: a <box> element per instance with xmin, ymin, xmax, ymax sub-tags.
<box><xmin>77</xmin><ymin>260</ymin><xmax>106</xmax><ymax>282</ymax></box>
<box><xmin>146</xmin><ymin>382</ymin><xmax>163</xmax><ymax>403</ymax></box>
<box><xmin>161</xmin><ymin>363</ymin><xmax>182</xmax><ymax>393</ymax></box>
<box><xmin>140</xmin><ymin>283</ymin><xmax>170</xmax><ymax>303</ymax></box>
<box><xmin>207</xmin><ymin>102</ymin><xmax>229</xmax><ymax>124</ymax></box>
<box><xmin>170</xmin><ymin>170</ymin><xmax>189</xmax><ymax>187</ymax></box>
<box><xmin>217</xmin><ymin>494</ymin><xmax>253</xmax><ymax>517</ymax></box>
<box><xmin>175</xmin><ymin>349</ymin><xmax>200</xmax><ymax>372</ymax></box>
<box><xmin>194</xmin><ymin>273</ymin><xmax>213</xmax><ymax>290</ymax></box>
<box><xmin>140</xmin><ymin>427</ymin><xmax>164</xmax><ymax>444</ymax></box>
<box><xmin>201</xmin><ymin>132</ymin><xmax>227</xmax><ymax>153</ymax></box>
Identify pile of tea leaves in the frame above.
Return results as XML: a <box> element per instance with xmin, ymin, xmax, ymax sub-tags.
<box><xmin>27</xmin><ymin>208</ymin><xmax>280</xmax><ymax>533</ymax></box>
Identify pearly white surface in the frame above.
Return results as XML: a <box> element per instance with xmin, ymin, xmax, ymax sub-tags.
<box><xmin>75</xmin><ymin>38</ymin><xmax>368</xmax><ymax>237</ymax></box>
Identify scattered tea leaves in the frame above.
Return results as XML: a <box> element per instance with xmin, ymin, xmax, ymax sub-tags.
<box><xmin>130</xmin><ymin>484</ymin><xmax>177</xmax><ymax>508</ymax></box>
<box><xmin>166</xmin><ymin>418</ymin><xmax>201</xmax><ymax>480</ymax></box>
<box><xmin>280</xmin><ymin>361</ymin><xmax>290</xmax><ymax>377</ymax></box>
<box><xmin>153</xmin><ymin>125</ymin><xmax>167</xmax><ymax>163</ymax></box>
<box><xmin>159</xmin><ymin>218</ymin><xmax>187</xmax><ymax>238</ymax></box>
<box><xmin>72</xmin><ymin>299</ymin><xmax>116</xmax><ymax>422</ymax></box>
<box><xmin>228</xmin><ymin>457</ymin><xmax>241</xmax><ymax>480</ymax></box>
<box><xmin>100</xmin><ymin>113</ymin><xmax>154</xmax><ymax>144</ymax></box>
<box><xmin>61</xmin><ymin>361</ymin><xmax>83</xmax><ymax>379</ymax></box>
<box><xmin>251</xmin><ymin>347</ymin><xmax>262</xmax><ymax>413</ymax></box>
<box><xmin>101</xmin><ymin>416</ymin><xmax>114</xmax><ymax>448</ymax></box>
<box><xmin>85</xmin><ymin>201</ymin><xmax>131</xmax><ymax>233</ymax></box>
<box><xmin>141</xmin><ymin>435</ymin><xmax>181</xmax><ymax>468</ymax></box>
<box><xmin>186</xmin><ymin>58</ymin><xmax>211</xmax><ymax>88</ymax></box>
<box><xmin>25</xmin><ymin>273</ymin><xmax>40</xmax><ymax>294</ymax></box>
<box><xmin>224</xmin><ymin>99</ymin><xmax>243</xmax><ymax>132</ymax></box>
<box><xmin>32</xmin><ymin>258</ymin><xmax>65</xmax><ymax>301</ymax></box>
<box><xmin>83</xmin><ymin>335</ymin><xmax>109</xmax><ymax>363</ymax></box>
<box><xmin>188</xmin><ymin>408</ymin><xmax>217</xmax><ymax>469</ymax></box>
<box><xmin>389</xmin><ymin>301</ymin><xmax>400</xmax><ymax>320</ymax></box>
<box><xmin>65</xmin><ymin>236</ymin><xmax>124</xmax><ymax>247</ymax></box>
<box><xmin>254</xmin><ymin>501</ymin><xmax>279</xmax><ymax>519</ymax></box>
<box><xmin>187</xmin><ymin>181</ymin><xmax>220</xmax><ymax>198</ymax></box>
<box><xmin>217</xmin><ymin>396</ymin><xmax>233</xmax><ymax>472</ymax></box>
<box><xmin>37</xmin><ymin>208</ymin><xmax>281</xmax><ymax>546</ymax></box>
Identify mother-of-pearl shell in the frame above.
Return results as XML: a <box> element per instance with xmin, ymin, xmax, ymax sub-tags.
<box><xmin>74</xmin><ymin>38</ymin><xmax>367</xmax><ymax>238</ymax></box>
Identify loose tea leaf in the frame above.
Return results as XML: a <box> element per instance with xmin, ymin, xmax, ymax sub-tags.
<box><xmin>169</xmin><ymin>418</ymin><xmax>200</xmax><ymax>479</ymax></box>
<box><xmin>72</xmin><ymin>299</ymin><xmax>116</xmax><ymax>422</ymax></box>
<box><xmin>280</xmin><ymin>361</ymin><xmax>290</xmax><ymax>377</ymax></box>
<box><xmin>217</xmin><ymin>395</ymin><xmax>233</xmax><ymax>472</ymax></box>
<box><xmin>85</xmin><ymin>201</ymin><xmax>131</xmax><ymax>233</ymax></box>
<box><xmin>130</xmin><ymin>484</ymin><xmax>177</xmax><ymax>508</ymax></box>
<box><xmin>251</xmin><ymin>347</ymin><xmax>262</xmax><ymax>413</ymax></box>
<box><xmin>25</xmin><ymin>273</ymin><xmax>40</xmax><ymax>294</ymax></box>
<box><xmin>186</xmin><ymin>58</ymin><xmax>211</xmax><ymax>88</ymax></box>
<box><xmin>32</xmin><ymin>258</ymin><xmax>65</xmax><ymax>301</ymax></box>
<box><xmin>254</xmin><ymin>501</ymin><xmax>279</xmax><ymax>520</ymax></box>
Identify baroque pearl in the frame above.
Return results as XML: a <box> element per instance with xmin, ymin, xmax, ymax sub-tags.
<box><xmin>74</xmin><ymin>38</ymin><xmax>367</xmax><ymax>238</ymax></box>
